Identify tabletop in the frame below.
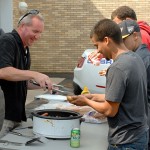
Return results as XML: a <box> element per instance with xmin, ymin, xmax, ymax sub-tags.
<box><xmin>0</xmin><ymin>119</ymin><xmax>108</xmax><ymax>150</ymax></box>
<box><xmin>0</xmin><ymin>98</ymin><xmax>109</xmax><ymax>150</ymax></box>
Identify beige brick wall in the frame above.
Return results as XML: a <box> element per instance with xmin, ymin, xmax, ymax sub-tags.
<box><xmin>13</xmin><ymin>0</ymin><xmax>150</xmax><ymax>73</ymax></box>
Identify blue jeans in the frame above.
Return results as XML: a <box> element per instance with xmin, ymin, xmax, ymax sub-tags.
<box><xmin>107</xmin><ymin>131</ymin><xmax>149</xmax><ymax>150</ymax></box>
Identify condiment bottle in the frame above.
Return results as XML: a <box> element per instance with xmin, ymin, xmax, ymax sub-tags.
<box><xmin>81</xmin><ymin>86</ymin><xmax>90</xmax><ymax>94</ymax></box>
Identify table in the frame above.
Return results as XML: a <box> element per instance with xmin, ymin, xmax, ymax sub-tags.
<box><xmin>0</xmin><ymin>98</ymin><xmax>109</xmax><ymax>150</ymax></box>
<box><xmin>0</xmin><ymin>119</ymin><xmax>108</xmax><ymax>150</ymax></box>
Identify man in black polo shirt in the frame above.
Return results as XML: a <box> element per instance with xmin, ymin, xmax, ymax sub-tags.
<box><xmin>0</xmin><ymin>10</ymin><xmax>53</xmax><ymax>137</ymax></box>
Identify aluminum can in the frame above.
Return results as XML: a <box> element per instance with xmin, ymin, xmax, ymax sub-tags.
<box><xmin>70</xmin><ymin>128</ymin><xmax>80</xmax><ymax>148</ymax></box>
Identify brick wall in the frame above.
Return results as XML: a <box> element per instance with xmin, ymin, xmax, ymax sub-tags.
<box><xmin>13</xmin><ymin>0</ymin><xmax>150</xmax><ymax>73</ymax></box>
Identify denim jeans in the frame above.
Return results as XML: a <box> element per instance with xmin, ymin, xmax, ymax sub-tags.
<box><xmin>107</xmin><ymin>130</ymin><xmax>149</xmax><ymax>150</ymax></box>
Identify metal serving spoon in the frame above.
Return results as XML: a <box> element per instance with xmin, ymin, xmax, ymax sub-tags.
<box><xmin>10</xmin><ymin>131</ymin><xmax>34</xmax><ymax>138</ymax></box>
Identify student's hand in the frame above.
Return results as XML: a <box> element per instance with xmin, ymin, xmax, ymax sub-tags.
<box><xmin>67</xmin><ymin>95</ymin><xmax>88</xmax><ymax>106</ymax></box>
<box><xmin>99</xmin><ymin>69</ymin><xmax>107</xmax><ymax>76</ymax></box>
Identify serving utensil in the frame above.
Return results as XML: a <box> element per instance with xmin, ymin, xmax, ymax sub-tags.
<box><xmin>30</xmin><ymin>80</ymin><xmax>73</xmax><ymax>95</ymax></box>
<box><xmin>0</xmin><ymin>137</ymin><xmax>44</xmax><ymax>146</ymax></box>
<box><xmin>10</xmin><ymin>131</ymin><xmax>34</xmax><ymax>138</ymax></box>
<box><xmin>0</xmin><ymin>140</ymin><xmax>23</xmax><ymax>146</ymax></box>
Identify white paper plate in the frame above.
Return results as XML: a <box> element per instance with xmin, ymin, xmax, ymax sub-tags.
<box><xmin>34</xmin><ymin>94</ymin><xmax>67</xmax><ymax>101</ymax></box>
<box><xmin>34</xmin><ymin>102</ymin><xmax>73</xmax><ymax>110</ymax></box>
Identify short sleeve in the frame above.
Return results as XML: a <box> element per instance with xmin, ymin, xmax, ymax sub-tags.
<box><xmin>105</xmin><ymin>66</ymin><xmax>127</xmax><ymax>103</ymax></box>
<box><xmin>0</xmin><ymin>35</ymin><xmax>15</xmax><ymax>68</ymax></box>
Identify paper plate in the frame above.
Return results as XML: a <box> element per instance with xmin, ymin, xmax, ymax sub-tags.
<box><xmin>34</xmin><ymin>94</ymin><xmax>67</xmax><ymax>101</ymax></box>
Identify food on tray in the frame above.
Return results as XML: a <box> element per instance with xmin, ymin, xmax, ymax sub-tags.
<box><xmin>55</xmin><ymin>104</ymin><xmax>93</xmax><ymax>115</ymax></box>
<box><xmin>41</xmin><ymin>112</ymin><xmax>49</xmax><ymax>116</ymax></box>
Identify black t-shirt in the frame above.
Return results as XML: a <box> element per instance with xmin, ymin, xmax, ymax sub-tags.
<box><xmin>0</xmin><ymin>30</ymin><xmax>30</xmax><ymax>122</ymax></box>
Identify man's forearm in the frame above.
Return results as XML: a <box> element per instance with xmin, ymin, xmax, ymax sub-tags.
<box><xmin>0</xmin><ymin>67</ymin><xmax>37</xmax><ymax>81</ymax></box>
<box><xmin>85</xmin><ymin>94</ymin><xmax>105</xmax><ymax>102</ymax></box>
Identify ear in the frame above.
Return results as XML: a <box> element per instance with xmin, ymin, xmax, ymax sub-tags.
<box><xmin>103</xmin><ymin>37</ymin><xmax>109</xmax><ymax>45</ymax></box>
<box><xmin>132</xmin><ymin>32</ymin><xmax>138</xmax><ymax>40</ymax></box>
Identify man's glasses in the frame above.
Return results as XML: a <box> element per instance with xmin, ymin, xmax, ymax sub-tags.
<box><xmin>18</xmin><ymin>10</ymin><xmax>40</xmax><ymax>25</ymax></box>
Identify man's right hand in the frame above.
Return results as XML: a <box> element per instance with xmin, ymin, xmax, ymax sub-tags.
<box><xmin>33</xmin><ymin>72</ymin><xmax>53</xmax><ymax>91</ymax></box>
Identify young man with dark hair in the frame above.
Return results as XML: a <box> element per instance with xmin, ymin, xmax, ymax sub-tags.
<box><xmin>111</xmin><ymin>5</ymin><xmax>150</xmax><ymax>50</ymax></box>
<box><xmin>111</xmin><ymin>6</ymin><xmax>137</xmax><ymax>22</ymax></box>
<box><xmin>69</xmin><ymin>18</ymin><xmax>148</xmax><ymax>149</ymax></box>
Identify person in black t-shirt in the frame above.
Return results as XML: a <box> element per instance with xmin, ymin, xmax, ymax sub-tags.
<box><xmin>0</xmin><ymin>10</ymin><xmax>53</xmax><ymax>138</ymax></box>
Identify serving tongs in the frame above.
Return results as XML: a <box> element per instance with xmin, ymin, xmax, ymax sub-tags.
<box><xmin>10</xmin><ymin>131</ymin><xmax>34</xmax><ymax>138</ymax></box>
<box><xmin>30</xmin><ymin>80</ymin><xmax>73</xmax><ymax>95</ymax></box>
<box><xmin>0</xmin><ymin>140</ymin><xmax>23</xmax><ymax>146</ymax></box>
<box><xmin>0</xmin><ymin>137</ymin><xmax>43</xmax><ymax>146</ymax></box>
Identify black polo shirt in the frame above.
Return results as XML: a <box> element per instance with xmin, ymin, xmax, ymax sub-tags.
<box><xmin>0</xmin><ymin>30</ymin><xmax>30</xmax><ymax>122</ymax></box>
